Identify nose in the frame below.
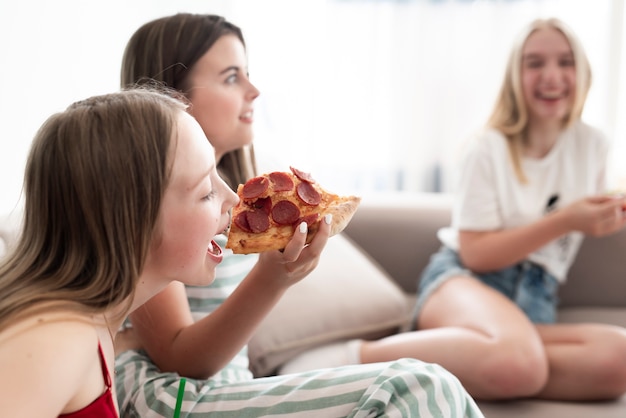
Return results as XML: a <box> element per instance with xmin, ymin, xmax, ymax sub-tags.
<box><xmin>224</xmin><ymin>186</ymin><xmax>239</xmax><ymax>213</ymax></box>
<box><xmin>247</xmin><ymin>79</ymin><xmax>260</xmax><ymax>101</ymax></box>
<box><xmin>541</xmin><ymin>60</ymin><xmax>561</xmax><ymax>84</ymax></box>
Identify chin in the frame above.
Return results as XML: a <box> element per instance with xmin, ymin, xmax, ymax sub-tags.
<box><xmin>186</xmin><ymin>275</ymin><xmax>216</xmax><ymax>287</ymax></box>
<box><xmin>181</xmin><ymin>267</ymin><xmax>217</xmax><ymax>287</ymax></box>
<box><xmin>533</xmin><ymin>106</ymin><xmax>568</xmax><ymax>122</ymax></box>
<box><xmin>238</xmin><ymin>129</ymin><xmax>254</xmax><ymax>145</ymax></box>
<box><xmin>223</xmin><ymin>140</ymin><xmax>253</xmax><ymax>157</ymax></box>
<box><xmin>241</xmin><ymin>136</ymin><xmax>254</xmax><ymax>148</ymax></box>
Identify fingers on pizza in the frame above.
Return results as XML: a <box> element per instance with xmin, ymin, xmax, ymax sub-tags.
<box><xmin>226</xmin><ymin>167</ymin><xmax>360</xmax><ymax>254</ymax></box>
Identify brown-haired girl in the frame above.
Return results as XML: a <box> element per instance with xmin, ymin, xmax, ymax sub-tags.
<box><xmin>115</xmin><ymin>13</ymin><xmax>484</xmax><ymax>417</ymax></box>
<box><xmin>0</xmin><ymin>87</ymin><xmax>238</xmax><ymax>416</ymax></box>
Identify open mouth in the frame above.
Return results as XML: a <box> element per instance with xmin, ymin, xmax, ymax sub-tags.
<box><xmin>536</xmin><ymin>91</ymin><xmax>567</xmax><ymax>100</ymax></box>
<box><xmin>208</xmin><ymin>239</ymin><xmax>222</xmax><ymax>256</ymax></box>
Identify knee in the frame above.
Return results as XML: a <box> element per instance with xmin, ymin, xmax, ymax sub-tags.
<box><xmin>370</xmin><ymin>359</ymin><xmax>480</xmax><ymax>415</ymax></box>
<box><xmin>392</xmin><ymin>358</ymin><xmax>463</xmax><ymax>387</ymax></box>
<box><xmin>388</xmin><ymin>358</ymin><xmax>473</xmax><ymax>400</ymax></box>
<box><xmin>479</xmin><ymin>343</ymin><xmax>549</xmax><ymax>399</ymax></box>
<box><xmin>588</xmin><ymin>336</ymin><xmax>626</xmax><ymax>399</ymax></box>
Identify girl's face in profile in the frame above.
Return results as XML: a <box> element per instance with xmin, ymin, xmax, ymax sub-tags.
<box><xmin>143</xmin><ymin>111</ymin><xmax>239</xmax><ymax>290</ymax></box>
<box><xmin>521</xmin><ymin>27</ymin><xmax>576</xmax><ymax>126</ymax></box>
<box><xmin>185</xmin><ymin>34</ymin><xmax>260</xmax><ymax>162</ymax></box>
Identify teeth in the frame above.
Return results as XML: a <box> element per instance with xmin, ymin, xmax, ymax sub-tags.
<box><xmin>208</xmin><ymin>240</ymin><xmax>222</xmax><ymax>256</ymax></box>
<box><xmin>539</xmin><ymin>92</ymin><xmax>563</xmax><ymax>99</ymax></box>
<box><xmin>242</xmin><ymin>111</ymin><xmax>252</xmax><ymax>118</ymax></box>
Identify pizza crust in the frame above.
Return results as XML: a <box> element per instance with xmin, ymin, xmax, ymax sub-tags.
<box><xmin>326</xmin><ymin>196</ymin><xmax>362</xmax><ymax>237</ymax></box>
<box><xmin>301</xmin><ymin>195</ymin><xmax>361</xmax><ymax>246</ymax></box>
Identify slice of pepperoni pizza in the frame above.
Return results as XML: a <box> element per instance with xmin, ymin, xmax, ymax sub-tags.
<box><xmin>226</xmin><ymin>167</ymin><xmax>361</xmax><ymax>254</ymax></box>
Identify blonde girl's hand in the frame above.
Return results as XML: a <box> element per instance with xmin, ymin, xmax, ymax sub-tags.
<box><xmin>563</xmin><ymin>195</ymin><xmax>626</xmax><ymax>237</ymax></box>
<box><xmin>255</xmin><ymin>214</ymin><xmax>332</xmax><ymax>287</ymax></box>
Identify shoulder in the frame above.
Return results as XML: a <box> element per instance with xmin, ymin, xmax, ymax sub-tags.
<box><xmin>464</xmin><ymin>128</ymin><xmax>507</xmax><ymax>152</ymax></box>
<box><xmin>564</xmin><ymin>121</ymin><xmax>609</xmax><ymax>157</ymax></box>
<box><xmin>459</xmin><ymin>128</ymin><xmax>508</xmax><ymax>165</ymax></box>
<box><xmin>0</xmin><ymin>312</ymin><xmax>99</xmax><ymax>414</ymax></box>
<box><xmin>0</xmin><ymin>310</ymin><xmax>98</xmax><ymax>355</ymax></box>
<box><xmin>571</xmin><ymin>120</ymin><xmax>608</xmax><ymax>144</ymax></box>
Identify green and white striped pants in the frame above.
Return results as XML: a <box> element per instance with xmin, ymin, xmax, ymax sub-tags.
<box><xmin>116</xmin><ymin>239</ymin><xmax>483</xmax><ymax>417</ymax></box>
<box><xmin>115</xmin><ymin>349</ymin><xmax>483</xmax><ymax>417</ymax></box>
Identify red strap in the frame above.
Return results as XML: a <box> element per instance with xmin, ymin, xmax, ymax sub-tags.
<box><xmin>97</xmin><ymin>341</ymin><xmax>112</xmax><ymax>389</ymax></box>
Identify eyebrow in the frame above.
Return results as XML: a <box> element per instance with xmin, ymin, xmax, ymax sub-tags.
<box><xmin>522</xmin><ymin>51</ymin><xmax>574</xmax><ymax>60</ymax></box>
<box><xmin>219</xmin><ymin>65</ymin><xmax>239</xmax><ymax>75</ymax></box>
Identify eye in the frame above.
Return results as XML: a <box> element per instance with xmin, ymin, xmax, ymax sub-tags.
<box><xmin>203</xmin><ymin>190</ymin><xmax>217</xmax><ymax>201</ymax></box>
<box><xmin>559</xmin><ymin>58</ymin><xmax>575</xmax><ymax>67</ymax></box>
<box><xmin>525</xmin><ymin>59</ymin><xmax>543</xmax><ymax>69</ymax></box>
<box><xmin>225</xmin><ymin>73</ymin><xmax>238</xmax><ymax>85</ymax></box>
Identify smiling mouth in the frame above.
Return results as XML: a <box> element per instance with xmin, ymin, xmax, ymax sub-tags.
<box><xmin>537</xmin><ymin>91</ymin><xmax>567</xmax><ymax>100</ymax></box>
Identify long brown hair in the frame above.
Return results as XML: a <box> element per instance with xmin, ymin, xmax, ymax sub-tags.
<box><xmin>121</xmin><ymin>13</ymin><xmax>257</xmax><ymax>190</ymax></box>
<box><xmin>487</xmin><ymin>18</ymin><xmax>592</xmax><ymax>183</ymax></box>
<box><xmin>0</xmin><ymin>88</ymin><xmax>186</xmax><ymax>330</ymax></box>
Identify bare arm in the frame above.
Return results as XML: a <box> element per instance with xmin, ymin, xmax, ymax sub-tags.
<box><xmin>129</xmin><ymin>217</ymin><xmax>332</xmax><ymax>378</ymax></box>
<box><xmin>459</xmin><ymin>195</ymin><xmax>626</xmax><ymax>273</ymax></box>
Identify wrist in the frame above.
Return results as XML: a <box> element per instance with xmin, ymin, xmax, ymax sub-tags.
<box><xmin>248</xmin><ymin>261</ymin><xmax>291</xmax><ymax>292</ymax></box>
<box><xmin>547</xmin><ymin>208</ymin><xmax>573</xmax><ymax>235</ymax></box>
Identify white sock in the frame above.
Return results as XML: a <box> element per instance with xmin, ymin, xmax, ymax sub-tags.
<box><xmin>278</xmin><ymin>339</ymin><xmax>363</xmax><ymax>375</ymax></box>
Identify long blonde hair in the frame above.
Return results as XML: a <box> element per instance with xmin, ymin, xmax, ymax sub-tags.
<box><xmin>487</xmin><ymin>18</ymin><xmax>592</xmax><ymax>183</ymax></box>
<box><xmin>0</xmin><ymin>88</ymin><xmax>186</xmax><ymax>330</ymax></box>
<box><xmin>121</xmin><ymin>13</ymin><xmax>257</xmax><ymax>190</ymax></box>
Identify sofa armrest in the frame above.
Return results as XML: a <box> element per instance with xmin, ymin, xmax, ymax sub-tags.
<box><xmin>344</xmin><ymin>192</ymin><xmax>626</xmax><ymax>308</ymax></box>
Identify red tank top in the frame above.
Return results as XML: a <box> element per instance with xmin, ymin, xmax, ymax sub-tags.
<box><xmin>59</xmin><ymin>342</ymin><xmax>117</xmax><ymax>418</ymax></box>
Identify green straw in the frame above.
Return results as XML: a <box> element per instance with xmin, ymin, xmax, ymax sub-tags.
<box><xmin>173</xmin><ymin>377</ymin><xmax>186</xmax><ymax>418</ymax></box>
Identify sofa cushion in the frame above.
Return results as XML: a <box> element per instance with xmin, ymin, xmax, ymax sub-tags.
<box><xmin>558</xmin><ymin>307</ymin><xmax>626</xmax><ymax>327</ymax></box>
<box><xmin>478</xmin><ymin>396</ymin><xmax>626</xmax><ymax>418</ymax></box>
<box><xmin>247</xmin><ymin>233</ymin><xmax>411</xmax><ymax>377</ymax></box>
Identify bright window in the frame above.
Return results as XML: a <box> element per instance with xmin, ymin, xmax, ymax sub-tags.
<box><xmin>0</xmin><ymin>0</ymin><xmax>624</xmax><ymax>214</ymax></box>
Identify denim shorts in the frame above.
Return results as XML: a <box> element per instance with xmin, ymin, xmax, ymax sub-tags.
<box><xmin>413</xmin><ymin>246</ymin><xmax>559</xmax><ymax>326</ymax></box>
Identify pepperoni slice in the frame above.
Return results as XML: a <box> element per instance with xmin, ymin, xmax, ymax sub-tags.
<box><xmin>296</xmin><ymin>182</ymin><xmax>321</xmax><ymax>205</ymax></box>
<box><xmin>233</xmin><ymin>211</ymin><xmax>252</xmax><ymax>232</ymax></box>
<box><xmin>271</xmin><ymin>200</ymin><xmax>301</xmax><ymax>225</ymax></box>
<box><xmin>242</xmin><ymin>176</ymin><xmax>269</xmax><ymax>199</ymax></box>
<box><xmin>251</xmin><ymin>196</ymin><xmax>272</xmax><ymax>214</ymax></box>
<box><xmin>269</xmin><ymin>171</ymin><xmax>294</xmax><ymax>192</ymax></box>
<box><xmin>246</xmin><ymin>209</ymin><xmax>270</xmax><ymax>233</ymax></box>
<box><xmin>290</xmin><ymin>166</ymin><xmax>315</xmax><ymax>183</ymax></box>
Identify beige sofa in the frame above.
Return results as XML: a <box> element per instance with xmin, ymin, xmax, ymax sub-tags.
<box><xmin>2</xmin><ymin>192</ymin><xmax>625</xmax><ymax>417</ymax></box>
<box><xmin>246</xmin><ymin>192</ymin><xmax>626</xmax><ymax>417</ymax></box>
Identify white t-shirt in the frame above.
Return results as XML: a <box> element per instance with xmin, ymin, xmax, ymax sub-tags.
<box><xmin>438</xmin><ymin>121</ymin><xmax>609</xmax><ymax>282</ymax></box>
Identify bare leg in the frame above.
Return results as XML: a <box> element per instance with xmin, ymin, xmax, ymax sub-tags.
<box><xmin>360</xmin><ymin>276</ymin><xmax>549</xmax><ymax>400</ymax></box>
<box><xmin>536</xmin><ymin>323</ymin><xmax>626</xmax><ymax>400</ymax></box>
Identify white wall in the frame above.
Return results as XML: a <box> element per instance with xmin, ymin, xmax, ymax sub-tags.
<box><xmin>1</xmin><ymin>0</ymin><xmax>624</xmax><ymax>215</ymax></box>
<box><xmin>0</xmin><ymin>0</ymin><xmax>238</xmax><ymax>213</ymax></box>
